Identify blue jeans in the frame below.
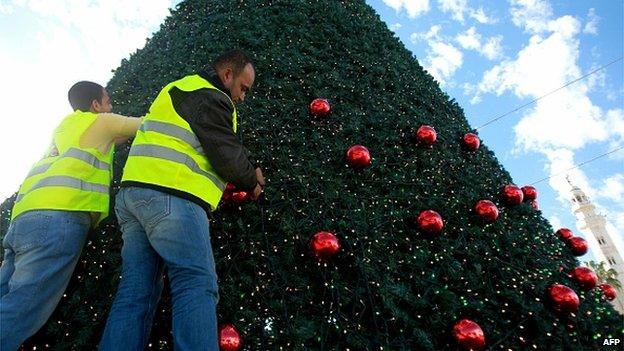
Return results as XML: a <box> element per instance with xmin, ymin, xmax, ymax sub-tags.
<box><xmin>0</xmin><ymin>210</ymin><xmax>91</xmax><ymax>351</ymax></box>
<box><xmin>99</xmin><ymin>187</ymin><xmax>219</xmax><ymax>351</ymax></box>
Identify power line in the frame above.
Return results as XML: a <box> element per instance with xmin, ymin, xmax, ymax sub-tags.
<box><xmin>476</xmin><ymin>56</ymin><xmax>624</xmax><ymax>130</ymax></box>
<box><xmin>530</xmin><ymin>145</ymin><xmax>624</xmax><ymax>185</ymax></box>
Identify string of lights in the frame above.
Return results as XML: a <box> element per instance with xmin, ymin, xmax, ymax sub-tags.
<box><xmin>530</xmin><ymin>145</ymin><xmax>624</xmax><ymax>185</ymax></box>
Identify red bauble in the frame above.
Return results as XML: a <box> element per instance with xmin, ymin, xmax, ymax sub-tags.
<box><xmin>416</xmin><ymin>210</ymin><xmax>444</xmax><ymax>235</ymax></box>
<box><xmin>548</xmin><ymin>284</ymin><xmax>580</xmax><ymax>313</ymax></box>
<box><xmin>521</xmin><ymin>185</ymin><xmax>537</xmax><ymax>201</ymax></box>
<box><xmin>222</xmin><ymin>184</ymin><xmax>249</xmax><ymax>204</ymax></box>
<box><xmin>346</xmin><ymin>145</ymin><xmax>371</xmax><ymax>168</ymax></box>
<box><xmin>598</xmin><ymin>283</ymin><xmax>617</xmax><ymax>301</ymax></box>
<box><xmin>310</xmin><ymin>231</ymin><xmax>340</xmax><ymax>260</ymax></box>
<box><xmin>501</xmin><ymin>184</ymin><xmax>524</xmax><ymax>205</ymax></box>
<box><xmin>415</xmin><ymin>125</ymin><xmax>437</xmax><ymax>146</ymax></box>
<box><xmin>219</xmin><ymin>324</ymin><xmax>242</xmax><ymax>351</ymax></box>
<box><xmin>462</xmin><ymin>133</ymin><xmax>480</xmax><ymax>151</ymax></box>
<box><xmin>570</xmin><ymin>267</ymin><xmax>598</xmax><ymax>290</ymax></box>
<box><xmin>567</xmin><ymin>236</ymin><xmax>588</xmax><ymax>256</ymax></box>
<box><xmin>452</xmin><ymin>319</ymin><xmax>485</xmax><ymax>350</ymax></box>
<box><xmin>309</xmin><ymin>98</ymin><xmax>331</xmax><ymax>117</ymax></box>
<box><xmin>474</xmin><ymin>200</ymin><xmax>498</xmax><ymax>223</ymax></box>
<box><xmin>530</xmin><ymin>200</ymin><xmax>539</xmax><ymax>210</ymax></box>
<box><xmin>555</xmin><ymin>228</ymin><xmax>574</xmax><ymax>242</ymax></box>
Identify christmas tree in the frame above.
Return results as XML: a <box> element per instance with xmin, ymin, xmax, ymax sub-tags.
<box><xmin>1</xmin><ymin>0</ymin><xmax>621</xmax><ymax>349</ymax></box>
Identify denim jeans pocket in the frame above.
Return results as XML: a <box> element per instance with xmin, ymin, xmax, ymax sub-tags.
<box><xmin>8</xmin><ymin>213</ymin><xmax>51</xmax><ymax>253</ymax></box>
<box><xmin>133</xmin><ymin>191</ymin><xmax>171</xmax><ymax>227</ymax></box>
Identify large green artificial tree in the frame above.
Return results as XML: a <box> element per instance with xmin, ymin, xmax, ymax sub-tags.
<box><xmin>1</xmin><ymin>0</ymin><xmax>621</xmax><ymax>349</ymax></box>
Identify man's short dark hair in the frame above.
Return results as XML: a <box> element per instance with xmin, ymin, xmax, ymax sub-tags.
<box><xmin>212</xmin><ymin>49</ymin><xmax>254</xmax><ymax>76</ymax></box>
<box><xmin>68</xmin><ymin>81</ymin><xmax>104</xmax><ymax>111</ymax></box>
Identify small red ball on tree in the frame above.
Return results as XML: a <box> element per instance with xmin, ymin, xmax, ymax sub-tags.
<box><xmin>501</xmin><ymin>184</ymin><xmax>524</xmax><ymax>206</ymax></box>
<box><xmin>346</xmin><ymin>145</ymin><xmax>371</xmax><ymax>168</ymax></box>
<box><xmin>416</xmin><ymin>210</ymin><xmax>444</xmax><ymax>235</ymax></box>
<box><xmin>598</xmin><ymin>283</ymin><xmax>617</xmax><ymax>301</ymax></box>
<box><xmin>521</xmin><ymin>185</ymin><xmax>537</xmax><ymax>201</ymax></box>
<box><xmin>474</xmin><ymin>200</ymin><xmax>498</xmax><ymax>223</ymax></box>
<box><xmin>415</xmin><ymin>125</ymin><xmax>437</xmax><ymax>146</ymax></box>
<box><xmin>310</xmin><ymin>231</ymin><xmax>340</xmax><ymax>260</ymax></box>
<box><xmin>548</xmin><ymin>284</ymin><xmax>580</xmax><ymax>313</ymax></box>
<box><xmin>309</xmin><ymin>98</ymin><xmax>331</xmax><ymax>117</ymax></box>
<box><xmin>462</xmin><ymin>133</ymin><xmax>480</xmax><ymax>151</ymax></box>
<box><xmin>570</xmin><ymin>267</ymin><xmax>598</xmax><ymax>290</ymax></box>
<box><xmin>555</xmin><ymin>228</ymin><xmax>574</xmax><ymax>242</ymax></box>
<box><xmin>567</xmin><ymin>236</ymin><xmax>588</xmax><ymax>256</ymax></box>
<box><xmin>452</xmin><ymin>319</ymin><xmax>485</xmax><ymax>350</ymax></box>
<box><xmin>219</xmin><ymin>324</ymin><xmax>242</xmax><ymax>351</ymax></box>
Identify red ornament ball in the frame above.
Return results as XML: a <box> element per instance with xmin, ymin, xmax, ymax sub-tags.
<box><xmin>548</xmin><ymin>284</ymin><xmax>580</xmax><ymax>313</ymax></box>
<box><xmin>474</xmin><ymin>200</ymin><xmax>498</xmax><ymax>223</ymax></box>
<box><xmin>219</xmin><ymin>324</ymin><xmax>242</xmax><ymax>351</ymax></box>
<box><xmin>567</xmin><ymin>236</ymin><xmax>588</xmax><ymax>256</ymax></box>
<box><xmin>501</xmin><ymin>184</ymin><xmax>524</xmax><ymax>206</ymax></box>
<box><xmin>555</xmin><ymin>228</ymin><xmax>574</xmax><ymax>242</ymax></box>
<box><xmin>598</xmin><ymin>283</ymin><xmax>617</xmax><ymax>301</ymax></box>
<box><xmin>462</xmin><ymin>133</ymin><xmax>480</xmax><ymax>151</ymax></box>
<box><xmin>222</xmin><ymin>184</ymin><xmax>249</xmax><ymax>205</ymax></box>
<box><xmin>310</xmin><ymin>231</ymin><xmax>340</xmax><ymax>260</ymax></box>
<box><xmin>416</xmin><ymin>210</ymin><xmax>444</xmax><ymax>235</ymax></box>
<box><xmin>416</xmin><ymin>125</ymin><xmax>437</xmax><ymax>146</ymax></box>
<box><xmin>346</xmin><ymin>145</ymin><xmax>371</xmax><ymax>168</ymax></box>
<box><xmin>570</xmin><ymin>267</ymin><xmax>598</xmax><ymax>290</ymax></box>
<box><xmin>452</xmin><ymin>319</ymin><xmax>485</xmax><ymax>350</ymax></box>
<box><xmin>309</xmin><ymin>98</ymin><xmax>331</xmax><ymax>117</ymax></box>
<box><xmin>530</xmin><ymin>200</ymin><xmax>539</xmax><ymax>210</ymax></box>
<box><xmin>521</xmin><ymin>185</ymin><xmax>538</xmax><ymax>201</ymax></box>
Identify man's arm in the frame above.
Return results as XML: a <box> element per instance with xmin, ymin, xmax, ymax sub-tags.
<box><xmin>172</xmin><ymin>88</ymin><xmax>258</xmax><ymax>191</ymax></box>
<box><xmin>80</xmin><ymin>113</ymin><xmax>143</xmax><ymax>151</ymax></box>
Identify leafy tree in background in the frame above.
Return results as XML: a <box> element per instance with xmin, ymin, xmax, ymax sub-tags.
<box><xmin>1</xmin><ymin>0</ymin><xmax>621</xmax><ymax>349</ymax></box>
<box><xmin>586</xmin><ymin>261</ymin><xmax>622</xmax><ymax>291</ymax></box>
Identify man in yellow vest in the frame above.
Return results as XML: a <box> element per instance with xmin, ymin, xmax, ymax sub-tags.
<box><xmin>0</xmin><ymin>81</ymin><xmax>142</xmax><ymax>350</ymax></box>
<box><xmin>99</xmin><ymin>50</ymin><xmax>264</xmax><ymax>350</ymax></box>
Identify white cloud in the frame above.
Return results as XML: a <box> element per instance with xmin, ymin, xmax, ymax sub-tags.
<box><xmin>455</xmin><ymin>27</ymin><xmax>503</xmax><ymax>60</ymax></box>
<box><xmin>598</xmin><ymin>174</ymin><xmax>624</xmax><ymax>202</ymax></box>
<box><xmin>481</xmin><ymin>35</ymin><xmax>503</xmax><ymax>60</ymax></box>
<box><xmin>438</xmin><ymin>0</ymin><xmax>496</xmax><ymax>24</ymax></box>
<box><xmin>438</xmin><ymin>0</ymin><xmax>467</xmax><ymax>22</ymax></box>
<box><xmin>470</xmin><ymin>7</ymin><xmax>496</xmax><ymax>24</ymax></box>
<box><xmin>410</xmin><ymin>24</ymin><xmax>442</xmax><ymax>43</ymax></box>
<box><xmin>423</xmin><ymin>41</ymin><xmax>463</xmax><ymax>85</ymax></box>
<box><xmin>383</xmin><ymin>0</ymin><xmax>430</xmax><ymax>18</ymax></box>
<box><xmin>456</xmin><ymin>27</ymin><xmax>481</xmax><ymax>50</ymax></box>
<box><xmin>510</xmin><ymin>0</ymin><xmax>553</xmax><ymax>34</ymax></box>
<box><xmin>0</xmin><ymin>0</ymin><xmax>178</xmax><ymax>200</ymax></box>
<box><xmin>389</xmin><ymin>22</ymin><xmax>402</xmax><ymax>31</ymax></box>
<box><xmin>583</xmin><ymin>8</ymin><xmax>599</xmax><ymax>35</ymax></box>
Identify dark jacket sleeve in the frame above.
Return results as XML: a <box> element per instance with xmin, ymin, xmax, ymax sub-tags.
<box><xmin>170</xmin><ymin>87</ymin><xmax>257</xmax><ymax>191</ymax></box>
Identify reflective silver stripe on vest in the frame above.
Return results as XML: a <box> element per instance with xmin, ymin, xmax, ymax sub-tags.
<box><xmin>16</xmin><ymin>175</ymin><xmax>109</xmax><ymax>202</ymax></box>
<box><xmin>129</xmin><ymin>144</ymin><xmax>226</xmax><ymax>191</ymax></box>
<box><xmin>25</xmin><ymin>148</ymin><xmax>109</xmax><ymax>178</ymax></box>
<box><xmin>140</xmin><ymin>121</ymin><xmax>204</xmax><ymax>153</ymax></box>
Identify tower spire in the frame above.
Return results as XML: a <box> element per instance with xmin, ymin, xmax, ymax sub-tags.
<box><xmin>568</xmin><ymin>179</ymin><xmax>624</xmax><ymax>313</ymax></box>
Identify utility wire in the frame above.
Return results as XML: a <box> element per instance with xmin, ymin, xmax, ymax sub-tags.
<box><xmin>476</xmin><ymin>56</ymin><xmax>624</xmax><ymax>130</ymax></box>
<box><xmin>530</xmin><ymin>145</ymin><xmax>624</xmax><ymax>185</ymax></box>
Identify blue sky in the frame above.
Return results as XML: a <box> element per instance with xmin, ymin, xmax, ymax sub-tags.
<box><xmin>0</xmin><ymin>0</ymin><xmax>622</xmax><ymax>265</ymax></box>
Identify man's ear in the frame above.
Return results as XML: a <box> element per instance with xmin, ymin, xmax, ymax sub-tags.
<box><xmin>90</xmin><ymin>99</ymin><xmax>100</xmax><ymax>113</ymax></box>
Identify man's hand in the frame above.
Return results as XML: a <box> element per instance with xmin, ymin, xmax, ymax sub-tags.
<box><xmin>250</xmin><ymin>183</ymin><xmax>263</xmax><ymax>201</ymax></box>
<box><xmin>255</xmin><ymin>167</ymin><xmax>265</xmax><ymax>187</ymax></box>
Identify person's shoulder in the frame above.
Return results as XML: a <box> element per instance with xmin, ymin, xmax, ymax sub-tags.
<box><xmin>193</xmin><ymin>88</ymin><xmax>233</xmax><ymax>111</ymax></box>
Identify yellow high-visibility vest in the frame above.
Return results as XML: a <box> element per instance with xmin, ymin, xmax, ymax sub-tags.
<box><xmin>11</xmin><ymin>111</ymin><xmax>114</xmax><ymax>224</ymax></box>
<box><xmin>121</xmin><ymin>74</ymin><xmax>237</xmax><ymax>210</ymax></box>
